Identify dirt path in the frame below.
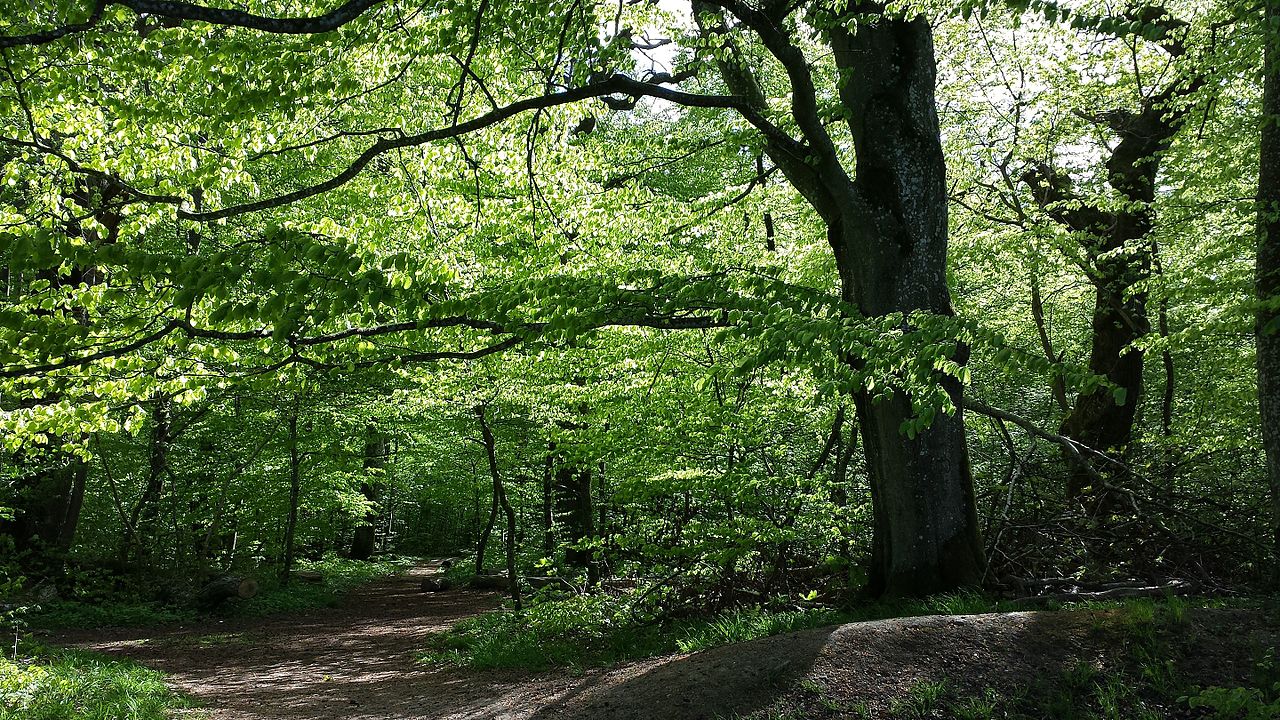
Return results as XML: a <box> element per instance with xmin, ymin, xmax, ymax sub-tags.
<box><xmin>49</xmin><ymin>564</ymin><xmax>586</xmax><ymax>719</ymax></box>
<box><xmin>45</xmin><ymin>568</ymin><xmax>1280</xmax><ymax>720</ymax></box>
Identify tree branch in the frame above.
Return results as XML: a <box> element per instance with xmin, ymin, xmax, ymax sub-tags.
<box><xmin>0</xmin><ymin>0</ymin><xmax>386</xmax><ymax>49</ymax></box>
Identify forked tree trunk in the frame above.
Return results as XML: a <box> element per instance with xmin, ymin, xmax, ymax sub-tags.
<box><xmin>1020</xmin><ymin>11</ymin><xmax>1199</xmax><ymax>506</ymax></box>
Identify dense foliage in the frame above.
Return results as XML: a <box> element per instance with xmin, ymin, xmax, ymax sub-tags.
<box><xmin>0</xmin><ymin>0</ymin><xmax>1275</xmax><ymax>668</ymax></box>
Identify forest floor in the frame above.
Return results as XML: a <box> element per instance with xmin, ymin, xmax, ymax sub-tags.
<box><xmin>43</xmin><ymin>562</ymin><xmax>1280</xmax><ymax>720</ymax></box>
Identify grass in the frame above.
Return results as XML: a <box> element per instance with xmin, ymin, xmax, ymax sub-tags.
<box><xmin>0</xmin><ymin>641</ymin><xmax>192</xmax><ymax>720</ymax></box>
<box><xmin>24</xmin><ymin>602</ymin><xmax>195</xmax><ymax>631</ymax></box>
<box><xmin>233</xmin><ymin>554</ymin><xmax>412</xmax><ymax>616</ymax></box>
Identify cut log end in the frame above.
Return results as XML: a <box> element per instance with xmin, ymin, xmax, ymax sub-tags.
<box><xmin>195</xmin><ymin>576</ymin><xmax>259</xmax><ymax>608</ymax></box>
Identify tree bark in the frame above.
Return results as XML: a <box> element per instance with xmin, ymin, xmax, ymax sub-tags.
<box><xmin>542</xmin><ymin>442</ymin><xmax>555</xmax><ymax>558</ymax></box>
<box><xmin>280</xmin><ymin>402</ymin><xmax>301</xmax><ymax>585</ymax></box>
<box><xmin>128</xmin><ymin>398</ymin><xmax>170</xmax><ymax>564</ymax></box>
<box><xmin>1257</xmin><ymin>0</ymin><xmax>1280</xmax><ymax>586</ymax></box>
<box><xmin>831</xmin><ymin>17</ymin><xmax>985</xmax><ymax>596</ymax></box>
<box><xmin>695</xmin><ymin>4</ymin><xmax>986</xmax><ymax>596</ymax></box>
<box><xmin>475</xmin><ymin>405</ymin><xmax>522</xmax><ymax>610</ymax></box>
<box><xmin>3</xmin><ymin>450</ymin><xmax>88</xmax><ymax>559</ymax></box>
<box><xmin>1021</xmin><ymin>13</ymin><xmax>1200</xmax><ymax>506</ymax></box>
<box><xmin>350</xmin><ymin>422</ymin><xmax>386</xmax><ymax>560</ymax></box>
<box><xmin>555</xmin><ymin>464</ymin><xmax>597</xmax><ymax>585</ymax></box>
<box><xmin>475</xmin><ymin>463</ymin><xmax>500</xmax><ymax>575</ymax></box>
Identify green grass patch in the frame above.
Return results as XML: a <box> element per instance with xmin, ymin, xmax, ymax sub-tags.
<box><xmin>421</xmin><ymin>593</ymin><xmax>849</xmax><ymax>670</ymax></box>
<box><xmin>0</xmin><ymin>642</ymin><xmax>192</xmax><ymax>720</ymax></box>
<box><xmin>233</xmin><ymin>554</ymin><xmax>412</xmax><ymax>617</ymax></box>
<box><xmin>25</xmin><ymin>601</ymin><xmax>195</xmax><ymax>631</ymax></box>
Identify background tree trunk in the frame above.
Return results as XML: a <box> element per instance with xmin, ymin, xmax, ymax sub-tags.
<box><xmin>475</xmin><ymin>405</ymin><xmax>522</xmax><ymax>609</ymax></box>
<box><xmin>1257</xmin><ymin>0</ymin><xmax>1280</xmax><ymax>586</ymax></box>
<box><xmin>280</xmin><ymin>403</ymin><xmax>301</xmax><ymax>585</ymax></box>
<box><xmin>350</xmin><ymin>422</ymin><xmax>386</xmax><ymax>560</ymax></box>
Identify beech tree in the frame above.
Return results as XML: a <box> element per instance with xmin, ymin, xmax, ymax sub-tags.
<box><xmin>0</xmin><ymin>0</ymin><xmax>993</xmax><ymax>596</ymax></box>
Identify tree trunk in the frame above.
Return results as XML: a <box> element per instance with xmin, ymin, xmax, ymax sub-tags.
<box><xmin>475</xmin><ymin>467</ymin><xmax>500</xmax><ymax>575</ymax></box>
<box><xmin>475</xmin><ymin>405</ymin><xmax>522</xmax><ymax>610</ymax></box>
<box><xmin>127</xmin><ymin>398</ymin><xmax>170</xmax><ymax>564</ymax></box>
<box><xmin>694</xmin><ymin>5</ymin><xmax>981</xmax><ymax>595</ymax></box>
<box><xmin>1019</xmin><ymin>15</ymin><xmax>1198</xmax><ymax>506</ymax></box>
<box><xmin>542</xmin><ymin>442</ymin><xmax>555</xmax><ymax>558</ymax></box>
<box><xmin>1059</xmin><ymin>279</ymin><xmax>1149</xmax><ymax>501</ymax></box>
<box><xmin>195</xmin><ymin>576</ymin><xmax>259</xmax><ymax>608</ymax></box>
<box><xmin>831</xmin><ymin>18</ymin><xmax>985</xmax><ymax>596</ymax></box>
<box><xmin>555</xmin><ymin>464</ymin><xmax>597</xmax><ymax>585</ymax></box>
<box><xmin>280</xmin><ymin>403</ymin><xmax>301</xmax><ymax>585</ymax></box>
<box><xmin>1257</xmin><ymin>0</ymin><xmax>1280</xmax><ymax>586</ymax></box>
<box><xmin>3</xmin><ymin>453</ymin><xmax>88</xmax><ymax>559</ymax></box>
<box><xmin>350</xmin><ymin>422</ymin><xmax>386</xmax><ymax>560</ymax></box>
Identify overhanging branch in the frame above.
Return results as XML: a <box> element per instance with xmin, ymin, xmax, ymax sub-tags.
<box><xmin>0</xmin><ymin>0</ymin><xmax>386</xmax><ymax>48</ymax></box>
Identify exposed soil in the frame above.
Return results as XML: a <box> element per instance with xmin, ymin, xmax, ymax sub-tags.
<box><xmin>44</xmin><ymin>565</ymin><xmax>1280</xmax><ymax>720</ymax></box>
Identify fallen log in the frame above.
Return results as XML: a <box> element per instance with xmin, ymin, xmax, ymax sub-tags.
<box><xmin>524</xmin><ymin>576</ymin><xmax>575</xmax><ymax>591</ymax></box>
<box><xmin>292</xmin><ymin>570</ymin><xmax>324</xmax><ymax>584</ymax></box>
<box><xmin>195</xmin><ymin>576</ymin><xmax>259</xmax><ymax>608</ymax></box>
<box><xmin>420</xmin><ymin>577</ymin><xmax>453</xmax><ymax>592</ymax></box>
<box><xmin>468</xmin><ymin>573</ymin><xmax>513</xmax><ymax>591</ymax></box>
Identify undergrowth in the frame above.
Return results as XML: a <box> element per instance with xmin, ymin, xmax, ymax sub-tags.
<box><xmin>0</xmin><ymin>641</ymin><xmax>191</xmax><ymax>720</ymax></box>
<box><xmin>26</xmin><ymin>554</ymin><xmax>412</xmax><ymax>630</ymax></box>
<box><xmin>420</xmin><ymin>588</ymin><xmax>1004</xmax><ymax>670</ymax></box>
<box><xmin>233</xmin><ymin>554</ymin><xmax>412</xmax><ymax>616</ymax></box>
<box><xmin>420</xmin><ymin>590</ymin><xmax>1266</xmax><ymax>674</ymax></box>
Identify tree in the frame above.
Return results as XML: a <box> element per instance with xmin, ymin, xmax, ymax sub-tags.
<box><xmin>1258</xmin><ymin>0</ymin><xmax>1280</xmax><ymax>583</ymax></box>
<box><xmin>1020</xmin><ymin>7</ymin><xmax>1204</xmax><ymax>505</ymax></box>
<box><xmin>0</xmin><ymin>0</ymin><xmax>985</xmax><ymax>595</ymax></box>
<box><xmin>690</xmin><ymin>1</ymin><xmax>984</xmax><ymax>594</ymax></box>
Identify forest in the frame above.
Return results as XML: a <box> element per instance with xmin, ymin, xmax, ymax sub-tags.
<box><xmin>0</xmin><ymin>0</ymin><xmax>1278</xmax><ymax>717</ymax></box>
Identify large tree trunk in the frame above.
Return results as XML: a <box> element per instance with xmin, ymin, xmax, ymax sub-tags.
<box><xmin>832</xmin><ymin>18</ymin><xmax>985</xmax><ymax>596</ymax></box>
<box><xmin>1020</xmin><ymin>14</ymin><xmax>1198</xmax><ymax>506</ymax></box>
<box><xmin>350</xmin><ymin>422</ymin><xmax>386</xmax><ymax>560</ymax></box>
<box><xmin>555</xmin><ymin>464</ymin><xmax>597</xmax><ymax>585</ymax></box>
<box><xmin>1059</xmin><ymin>276</ymin><xmax>1149</xmax><ymax>501</ymax></box>
<box><xmin>694</xmin><ymin>5</ymin><xmax>982</xmax><ymax>595</ymax></box>
<box><xmin>1258</xmin><ymin>0</ymin><xmax>1280</xmax><ymax>586</ymax></box>
<box><xmin>3</xmin><ymin>454</ymin><xmax>88</xmax><ymax>557</ymax></box>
